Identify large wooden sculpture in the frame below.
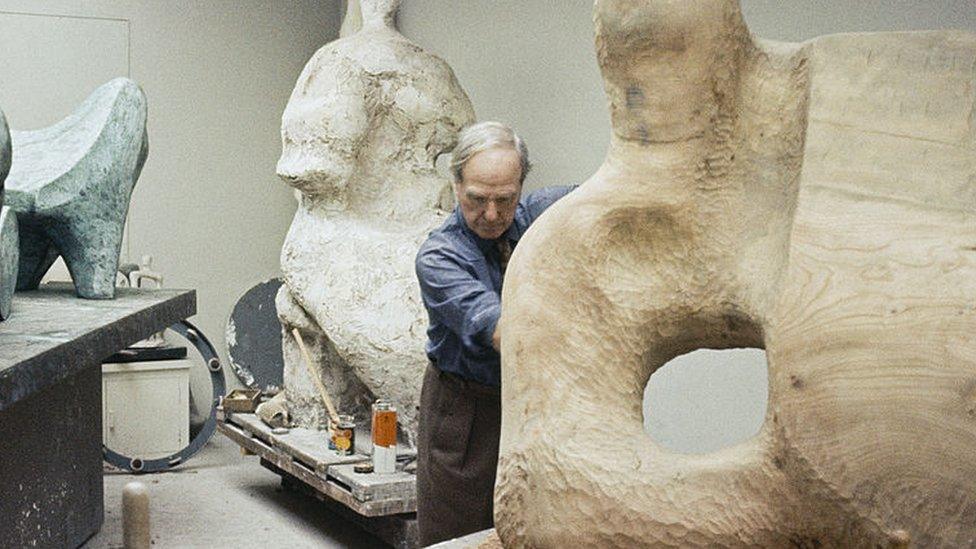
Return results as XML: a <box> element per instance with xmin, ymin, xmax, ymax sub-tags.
<box><xmin>275</xmin><ymin>0</ymin><xmax>475</xmax><ymax>443</ymax></box>
<box><xmin>495</xmin><ymin>1</ymin><xmax>976</xmax><ymax>546</ymax></box>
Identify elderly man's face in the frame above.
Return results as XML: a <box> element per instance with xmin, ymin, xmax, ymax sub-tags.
<box><xmin>456</xmin><ymin>147</ymin><xmax>523</xmax><ymax>240</ymax></box>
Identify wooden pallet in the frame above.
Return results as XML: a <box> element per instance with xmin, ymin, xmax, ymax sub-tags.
<box><xmin>216</xmin><ymin>410</ymin><xmax>419</xmax><ymax>548</ymax></box>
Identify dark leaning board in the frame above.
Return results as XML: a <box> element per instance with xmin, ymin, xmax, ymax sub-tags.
<box><xmin>226</xmin><ymin>277</ymin><xmax>284</xmax><ymax>392</ymax></box>
<box><xmin>217</xmin><ymin>410</ymin><xmax>418</xmax><ymax>548</ymax></box>
<box><xmin>0</xmin><ymin>284</ymin><xmax>196</xmax><ymax>548</ymax></box>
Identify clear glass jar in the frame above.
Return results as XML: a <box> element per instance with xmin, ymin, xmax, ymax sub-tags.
<box><xmin>330</xmin><ymin>414</ymin><xmax>356</xmax><ymax>456</ymax></box>
<box><xmin>371</xmin><ymin>400</ymin><xmax>397</xmax><ymax>474</ymax></box>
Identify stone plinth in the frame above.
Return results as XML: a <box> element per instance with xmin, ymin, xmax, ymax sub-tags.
<box><xmin>0</xmin><ymin>284</ymin><xmax>195</xmax><ymax>547</ymax></box>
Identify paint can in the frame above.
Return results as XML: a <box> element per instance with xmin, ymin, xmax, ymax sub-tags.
<box><xmin>371</xmin><ymin>400</ymin><xmax>397</xmax><ymax>474</ymax></box>
<box><xmin>330</xmin><ymin>414</ymin><xmax>356</xmax><ymax>456</ymax></box>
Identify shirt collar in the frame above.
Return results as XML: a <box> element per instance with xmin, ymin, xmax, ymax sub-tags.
<box><xmin>453</xmin><ymin>206</ymin><xmax>522</xmax><ymax>254</ymax></box>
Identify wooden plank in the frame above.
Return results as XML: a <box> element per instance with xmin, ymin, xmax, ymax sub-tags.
<box><xmin>229</xmin><ymin>412</ymin><xmax>278</xmax><ymax>445</ymax></box>
<box><xmin>267</xmin><ymin>460</ymin><xmax>419</xmax><ymax>549</ymax></box>
<box><xmin>329</xmin><ymin>464</ymin><xmax>416</xmax><ymax>504</ymax></box>
<box><xmin>217</xmin><ymin>420</ymin><xmax>272</xmax><ymax>458</ymax></box>
<box><xmin>218</xmin><ymin>415</ymin><xmax>418</xmax><ymax>517</ymax></box>
<box><xmin>275</xmin><ymin>426</ymin><xmax>369</xmax><ymax>473</ymax></box>
<box><xmin>218</xmin><ymin>420</ymin><xmax>335</xmax><ymax>497</ymax></box>
<box><xmin>228</xmin><ymin>413</ymin><xmax>368</xmax><ymax>471</ymax></box>
<box><xmin>321</xmin><ymin>475</ymin><xmax>416</xmax><ymax>517</ymax></box>
<box><xmin>220</xmin><ymin>421</ymin><xmax>413</xmax><ymax>517</ymax></box>
<box><xmin>229</xmin><ymin>412</ymin><xmax>420</xmax><ymax>472</ymax></box>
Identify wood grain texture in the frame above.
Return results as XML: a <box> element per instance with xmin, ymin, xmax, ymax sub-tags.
<box><xmin>495</xmin><ymin>1</ymin><xmax>976</xmax><ymax>547</ymax></box>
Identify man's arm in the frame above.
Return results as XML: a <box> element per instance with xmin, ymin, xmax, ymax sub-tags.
<box><xmin>416</xmin><ymin>246</ymin><xmax>500</xmax><ymax>356</ymax></box>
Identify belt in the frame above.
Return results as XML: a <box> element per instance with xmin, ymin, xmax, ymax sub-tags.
<box><xmin>430</xmin><ymin>362</ymin><xmax>501</xmax><ymax>398</ymax></box>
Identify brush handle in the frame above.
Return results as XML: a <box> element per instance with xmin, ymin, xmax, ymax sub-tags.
<box><xmin>291</xmin><ymin>328</ymin><xmax>340</xmax><ymax>425</ymax></box>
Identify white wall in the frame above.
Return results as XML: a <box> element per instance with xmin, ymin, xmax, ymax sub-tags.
<box><xmin>398</xmin><ymin>1</ymin><xmax>608</xmax><ymax>193</ymax></box>
<box><xmin>0</xmin><ymin>0</ymin><xmax>340</xmax><ymax>414</ymax></box>
<box><xmin>741</xmin><ymin>0</ymin><xmax>976</xmax><ymax>42</ymax></box>
<box><xmin>397</xmin><ymin>0</ymin><xmax>976</xmax><ymax>453</ymax></box>
<box><xmin>0</xmin><ymin>12</ymin><xmax>129</xmax><ymax>128</ymax></box>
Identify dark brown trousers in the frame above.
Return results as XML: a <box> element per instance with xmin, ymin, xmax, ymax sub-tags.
<box><xmin>416</xmin><ymin>363</ymin><xmax>501</xmax><ymax>547</ymax></box>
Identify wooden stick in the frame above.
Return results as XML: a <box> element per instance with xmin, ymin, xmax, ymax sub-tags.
<box><xmin>291</xmin><ymin>328</ymin><xmax>340</xmax><ymax>425</ymax></box>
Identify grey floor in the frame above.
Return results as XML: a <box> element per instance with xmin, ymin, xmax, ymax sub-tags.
<box><xmin>83</xmin><ymin>435</ymin><xmax>386</xmax><ymax>549</ymax></box>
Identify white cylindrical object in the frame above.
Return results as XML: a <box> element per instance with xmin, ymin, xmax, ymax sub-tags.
<box><xmin>371</xmin><ymin>400</ymin><xmax>397</xmax><ymax>474</ymax></box>
<box><xmin>122</xmin><ymin>481</ymin><xmax>150</xmax><ymax>549</ymax></box>
<box><xmin>373</xmin><ymin>443</ymin><xmax>397</xmax><ymax>474</ymax></box>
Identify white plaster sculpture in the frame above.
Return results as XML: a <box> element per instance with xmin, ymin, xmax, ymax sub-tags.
<box><xmin>495</xmin><ymin>1</ymin><xmax>976</xmax><ymax>547</ymax></box>
<box><xmin>275</xmin><ymin>0</ymin><xmax>475</xmax><ymax>444</ymax></box>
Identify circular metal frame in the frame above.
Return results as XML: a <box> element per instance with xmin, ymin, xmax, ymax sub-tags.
<box><xmin>102</xmin><ymin>320</ymin><xmax>226</xmax><ymax>473</ymax></box>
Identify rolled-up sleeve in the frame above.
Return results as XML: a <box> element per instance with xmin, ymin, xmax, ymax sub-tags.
<box><xmin>416</xmin><ymin>246</ymin><xmax>499</xmax><ymax>356</ymax></box>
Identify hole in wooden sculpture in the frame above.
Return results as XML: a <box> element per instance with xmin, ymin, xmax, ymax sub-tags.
<box><xmin>643</xmin><ymin>348</ymin><xmax>768</xmax><ymax>454</ymax></box>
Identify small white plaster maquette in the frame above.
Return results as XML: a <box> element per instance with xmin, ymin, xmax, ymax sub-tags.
<box><xmin>275</xmin><ymin>0</ymin><xmax>474</xmax><ymax>444</ymax></box>
<box><xmin>496</xmin><ymin>1</ymin><xmax>976</xmax><ymax>547</ymax></box>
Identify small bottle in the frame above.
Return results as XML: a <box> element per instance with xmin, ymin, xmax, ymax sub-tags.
<box><xmin>331</xmin><ymin>414</ymin><xmax>356</xmax><ymax>456</ymax></box>
<box><xmin>371</xmin><ymin>400</ymin><xmax>397</xmax><ymax>474</ymax></box>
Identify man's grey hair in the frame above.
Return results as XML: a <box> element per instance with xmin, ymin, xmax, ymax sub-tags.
<box><xmin>450</xmin><ymin>121</ymin><xmax>531</xmax><ymax>185</ymax></box>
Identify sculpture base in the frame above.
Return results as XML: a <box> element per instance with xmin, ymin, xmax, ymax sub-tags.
<box><xmin>0</xmin><ymin>364</ymin><xmax>103</xmax><ymax>547</ymax></box>
<box><xmin>0</xmin><ymin>284</ymin><xmax>196</xmax><ymax>546</ymax></box>
<box><xmin>217</xmin><ymin>410</ymin><xmax>418</xmax><ymax>548</ymax></box>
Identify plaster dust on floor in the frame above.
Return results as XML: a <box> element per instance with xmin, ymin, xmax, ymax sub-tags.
<box><xmin>83</xmin><ymin>436</ymin><xmax>383</xmax><ymax>548</ymax></box>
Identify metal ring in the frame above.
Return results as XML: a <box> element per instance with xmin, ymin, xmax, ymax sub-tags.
<box><xmin>103</xmin><ymin>319</ymin><xmax>227</xmax><ymax>473</ymax></box>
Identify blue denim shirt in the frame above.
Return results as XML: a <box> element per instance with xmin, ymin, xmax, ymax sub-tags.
<box><xmin>415</xmin><ymin>185</ymin><xmax>576</xmax><ymax>387</ymax></box>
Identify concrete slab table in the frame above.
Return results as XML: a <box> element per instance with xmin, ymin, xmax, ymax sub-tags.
<box><xmin>0</xmin><ymin>284</ymin><xmax>195</xmax><ymax>548</ymax></box>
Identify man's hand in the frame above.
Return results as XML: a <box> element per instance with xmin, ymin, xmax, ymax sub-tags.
<box><xmin>492</xmin><ymin>324</ymin><xmax>501</xmax><ymax>351</ymax></box>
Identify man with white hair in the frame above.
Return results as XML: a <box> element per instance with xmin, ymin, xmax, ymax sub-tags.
<box><xmin>414</xmin><ymin>121</ymin><xmax>575</xmax><ymax>545</ymax></box>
